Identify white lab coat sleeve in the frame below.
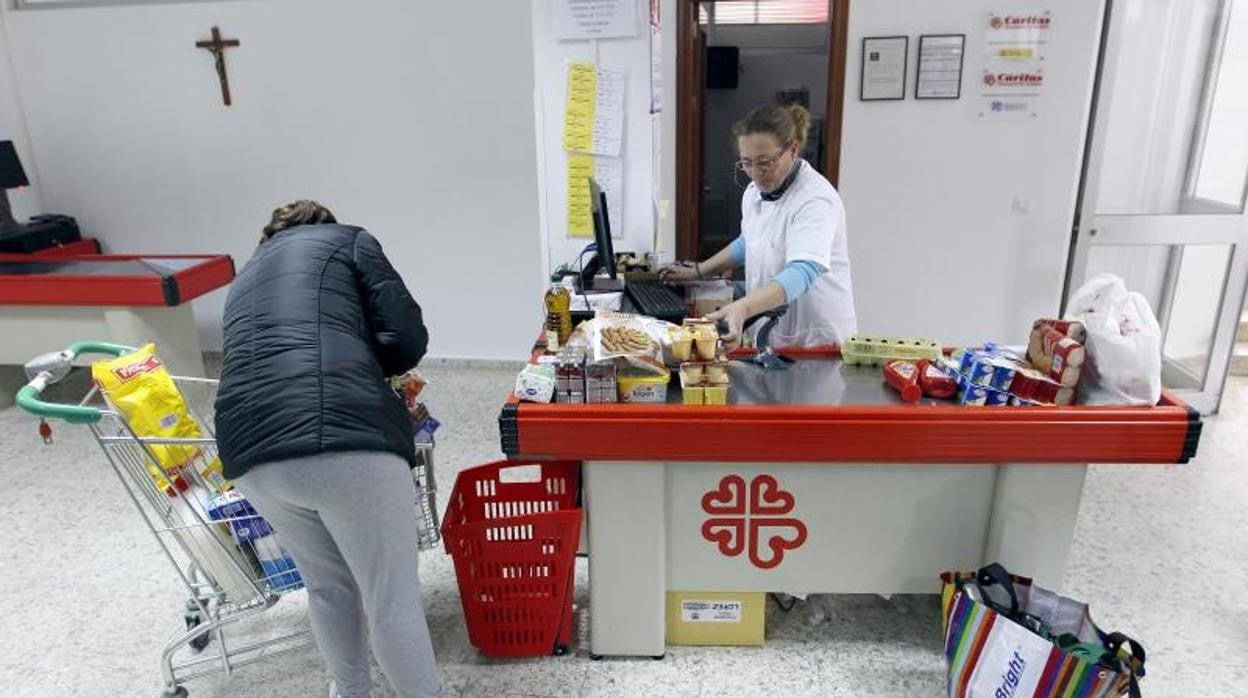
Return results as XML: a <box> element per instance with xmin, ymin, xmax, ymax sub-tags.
<box><xmin>783</xmin><ymin>193</ymin><xmax>841</xmax><ymax>268</ymax></box>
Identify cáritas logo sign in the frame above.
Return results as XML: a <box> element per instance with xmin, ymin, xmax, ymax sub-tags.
<box><xmin>701</xmin><ymin>474</ymin><xmax>807</xmax><ymax>569</ymax></box>
<box><xmin>112</xmin><ymin>355</ymin><xmax>164</xmax><ymax>381</ymax></box>
<box><xmin>989</xmin><ymin>13</ymin><xmax>1052</xmax><ymax>29</ymax></box>
<box><xmin>984</xmin><ymin>72</ymin><xmax>1044</xmax><ymax>87</ymax></box>
<box><xmin>995</xmin><ymin>649</ymin><xmax>1027</xmax><ymax>698</ymax></box>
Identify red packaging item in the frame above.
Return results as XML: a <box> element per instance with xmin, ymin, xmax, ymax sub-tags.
<box><xmin>1028</xmin><ymin>323</ymin><xmax>1086</xmax><ymax>387</ymax></box>
<box><xmin>884</xmin><ymin>360</ymin><xmax>922</xmax><ymax>403</ymax></box>
<box><xmin>1009</xmin><ymin>365</ymin><xmax>1074</xmax><ymax>406</ymax></box>
<box><xmin>1033</xmin><ymin>318</ymin><xmax>1086</xmax><ymax>344</ymax></box>
<box><xmin>916</xmin><ymin>359</ymin><xmax>958</xmax><ymax>399</ymax></box>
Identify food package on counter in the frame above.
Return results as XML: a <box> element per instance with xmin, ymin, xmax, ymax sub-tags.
<box><xmin>884</xmin><ymin>360</ymin><xmax>922</xmax><ymax>403</ymax></box>
<box><xmin>555</xmin><ymin>346</ymin><xmax>587</xmax><ymax>402</ymax></box>
<box><xmin>1009</xmin><ymin>365</ymin><xmax>1075</xmax><ymax>406</ymax></box>
<box><xmin>955</xmin><ymin>378</ymin><xmax>989</xmax><ymax>406</ymax></box>
<box><xmin>842</xmin><ymin>336</ymin><xmax>942</xmax><ymax>366</ymax></box>
<box><xmin>916</xmin><ymin>359</ymin><xmax>959</xmax><ymax>399</ymax></box>
<box><xmin>591</xmin><ymin>311</ymin><xmax>671</xmax><ymax>375</ymax></box>
<box><xmin>1028</xmin><ymin>322</ymin><xmax>1086</xmax><ymax>387</ymax></box>
<box><xmin>587</xmin><ymin>360</ymin><xmax>618</xmax><ymax>404</ymax></box>
<box><xmin>514</xmin><ymin>364</ymin><xmax>556</xmax><ymax>403</ymax></box>
<box><xmin>618</xmin><ymin>370</ymin><xmax>670</xmax><ymax>403</ymax></box>
<box><xmin>92</xmin><ymin>343</ymin><xmax>210</xmax><ymax>492</ymax></box>
<box><xmin>985</xmin><ymin>388</ymin><xmax>1011</xmax><ymax>406</ymax></box>
<box><xmin>668</xmin><ymin>326</ymin><xmax>694</xmax><ymax>363</ymax></box>
<box><xmin>1034</xmin><ymin>318</ymin><xmax>1086</xmax><ymax>344</ymax></box>
<box><xmin>682</xmin><ymin>319</ymin><xmax>721</xmax><ymax>361</ymax></box>
<box><xmin>680</xmin><ymin>361</ymin><xmax>730</xmax><ymax>405</ymax></box>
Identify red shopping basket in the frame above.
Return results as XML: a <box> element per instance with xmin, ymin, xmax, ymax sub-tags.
<box><xmin>441</xmin><ymin>460</ymin><xmax>581</xmax><ymax>658</ymax></box>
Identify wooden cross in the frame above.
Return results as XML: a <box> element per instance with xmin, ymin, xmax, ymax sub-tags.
<box><xmin>195</xmin><ymin>26</ymin><xmax>240</xmax><ymax>106</ymax></box>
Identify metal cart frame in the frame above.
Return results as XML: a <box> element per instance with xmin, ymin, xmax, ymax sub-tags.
<box><xmin>18</xmin><ymin>342</ymin><xmax>440</xmax><ymax>697</ymax></box>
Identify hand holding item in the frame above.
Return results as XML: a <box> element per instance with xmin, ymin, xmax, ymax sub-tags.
<box><xmin>706</xmin><ymin>302</ymin><xmax>749</xmax><ymax>350</ymax></box>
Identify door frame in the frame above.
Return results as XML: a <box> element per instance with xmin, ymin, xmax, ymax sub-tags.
<box><xmin>1062</xmin><ymin>0</ymin><xmax>1248</xmax><ymax>414</ymax></box>
<box><xmin>676</xmin><ymin>0</ymin><xmax>850</xmax><ymax>260</ymax></box>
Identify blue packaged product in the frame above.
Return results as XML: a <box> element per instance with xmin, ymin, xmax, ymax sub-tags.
<box><xmin>969</xmin><ymin>358</ymin><xmax>996</xmax><ymax>387</ymax></box>
<box><xmin>208</xmin><ymin>490</ymin><xmax>274</xmax><ymax>542</ymax></box>
<box><xmin>985</xmin><ymin>388</ymin><xmax>1011</xmax><ymax>406</ymax></box>
<box><xmin>989</xmin><ymin>361</ymin><xmax>1020</xmax><ymax>391</ymax></box>
<box><xmin>957</xmin><ymin>349</ymin><xmax>978</xmax><ymax>375</ymax></box>
<box><xmin>253</xmin><ymin>536</ymin><xmax>303</xmax><ymax>591</ymax></box>
<box><xmin>956</xmin><ymin>378</ymin><xmax>989</xmax><ymax>406</ymax></box>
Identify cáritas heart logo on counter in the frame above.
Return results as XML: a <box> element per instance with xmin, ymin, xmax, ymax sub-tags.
<box><xmin>701</xmin><ymin>474</ymin><xmax>807</xmax><ymax>570</ymax></box>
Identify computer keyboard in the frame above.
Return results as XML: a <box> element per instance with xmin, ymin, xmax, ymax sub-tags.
<box><xmin>625</xmin><ymin>280</ymin><xmax>688</xmax><ymax>320</ymax></box>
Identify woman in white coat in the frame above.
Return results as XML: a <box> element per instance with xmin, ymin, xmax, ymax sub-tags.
<box><xmin>662</xmin><ymin>104</ymin><xmax>857</xmax><ymax>348</ymax></box>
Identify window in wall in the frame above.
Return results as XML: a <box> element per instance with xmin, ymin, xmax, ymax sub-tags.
<box><xmin>1189</xmin><ymin>1</ymin><xmax>1248</xmax><ymax>211</ymax></box>
<box><xmin>699</xmin><ymin>0</ymin><xmax>829</xmax><ymax>26</ymax></box>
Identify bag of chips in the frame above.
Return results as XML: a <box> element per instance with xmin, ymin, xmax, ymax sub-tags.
<box><xmin>91</xmin><ymin>344</ymin><xmax>205</xmax><ymax>490</ymax></box>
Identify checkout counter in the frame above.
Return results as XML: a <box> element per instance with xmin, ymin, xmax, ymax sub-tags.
<box><xmin>499</xmin><ymin>334</ymin><xmax>1201</xmax><ymax>658</ymax></box>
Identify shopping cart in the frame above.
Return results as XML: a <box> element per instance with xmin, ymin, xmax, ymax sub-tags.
<box><xmin>17</xmin><ymin>341</ymin><xmax>441</xmax><ymax>697</ymax></box>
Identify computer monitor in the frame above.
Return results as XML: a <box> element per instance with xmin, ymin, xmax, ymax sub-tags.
<box><xmin>0</xmin><ymin>141</ymin><xmax>29</xmax><ymax>231</ymax></box>
<box><xmin>0</xmin><ymin>141</ymin><xmax>29</xmax><ymax>190</ymax></box>
<box><xmin>590</xmin><ymin>178</ymin><xmax>616</xmax><ymax>280</ymax></box>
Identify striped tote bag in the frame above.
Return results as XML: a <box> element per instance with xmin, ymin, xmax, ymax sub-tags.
<box><xmin>941</xmin><ymin>564</ymin><xmax>1145</xmax><ymax>698</ymax></box>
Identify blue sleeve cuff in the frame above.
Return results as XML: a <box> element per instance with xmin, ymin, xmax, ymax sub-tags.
<box><xmin>773</xmin><ymin>259</ymin><xmax>826</xmax><ymax>303</ymax></box>
<box><xmin>729</xmin><ymin>237</ymin><xmax>746</xmax><ymax>266</ymax></box>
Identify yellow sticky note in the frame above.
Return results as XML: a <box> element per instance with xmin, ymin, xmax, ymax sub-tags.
<box><xmin>563</xmin><ymin>62</ymin><xmax>597</xmax><ymax>153</ymax></box>
<box><xmin>568</xmin><ymin>154</ymin><xmax>594</xmax><ymax>238</ymax></box>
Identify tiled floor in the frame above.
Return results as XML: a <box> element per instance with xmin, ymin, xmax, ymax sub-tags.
<box><xmin>1</xmin><ymin>365</ymin><xmax>1243</xmax><ymax>697</ymax></box>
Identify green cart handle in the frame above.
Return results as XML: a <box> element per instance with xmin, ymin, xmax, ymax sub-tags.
<box><xmin>16</xmin><ymin>341</ymin><xmax>135</xmax><ymax>424</ymax></box>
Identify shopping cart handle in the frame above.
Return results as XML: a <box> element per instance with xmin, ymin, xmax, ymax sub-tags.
<box><xmin>16</xmin><ymin>341</ymin><xmax>135</xmax><ymax>425</ymax></box>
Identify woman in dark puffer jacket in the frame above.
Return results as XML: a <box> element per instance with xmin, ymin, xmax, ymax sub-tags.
<box><xmin>215</xmin><ymin>200</ymin><xmax>439</xmax><ymax>698</ymax></box>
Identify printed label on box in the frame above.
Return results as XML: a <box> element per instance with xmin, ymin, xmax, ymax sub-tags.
<box><xmin>681</xmin><ymin>600</ymin><xmax>742</xmax><ymax>623</ymax></box>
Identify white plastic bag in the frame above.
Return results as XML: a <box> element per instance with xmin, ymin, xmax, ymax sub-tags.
<box><xmin>1065</xmin><ymin>273</ymin><xmax>1162</xmax><ymax>406</ymax></box>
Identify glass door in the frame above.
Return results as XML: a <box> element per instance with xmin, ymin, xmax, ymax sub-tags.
<box><xmin>1065</xmin><ymin>0</ymin><xmax>1248</xmax><ymax>414</ymax></box>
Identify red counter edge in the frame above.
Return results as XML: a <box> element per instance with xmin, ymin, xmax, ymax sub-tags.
<box><xmin>0</xmin><ymin>254</ymin><xmax>235</xmax><ymax>306</ymax></box>
<box><xmin>500</xmin><ymin>336</ymin><xmax>1202</xmax><ymax>465</ymax></box>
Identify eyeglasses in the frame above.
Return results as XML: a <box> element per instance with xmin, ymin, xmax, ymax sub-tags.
<box><xmin>735</xmin><ymin>150</ymin><xmax>788</xmax><ymax>173</ymax></box>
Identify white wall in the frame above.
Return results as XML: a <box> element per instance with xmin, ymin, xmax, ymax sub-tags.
<box><xmin>0</xmin><ymin>8</ymin><xmax>40</xmax><ymax>220</ymax></box>
<box><xmin>839</xmin><ymin>0</ymin><xmax>1105</xmax><ymax>346</ymax></box>
<box><xmin>1</xmin><ymin>0</ymin><xmax>542</xmax><ymax>360</ymax></box>
<box><xmin>531</xmin><ymin>0</ymin><xmax>658</xmax><ymax>279</ymax></box>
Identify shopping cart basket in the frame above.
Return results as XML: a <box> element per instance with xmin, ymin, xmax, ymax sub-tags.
<box><xmin>17</xmin><ymin>341</ymin><xmax>441</xmax><ymax>696</ymax></box>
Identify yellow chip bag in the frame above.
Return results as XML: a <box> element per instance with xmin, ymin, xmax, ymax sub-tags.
<box><xmin>92</xmin><ymin>344</ymin><xmax>203</xmax><ymax>490</ymax></box>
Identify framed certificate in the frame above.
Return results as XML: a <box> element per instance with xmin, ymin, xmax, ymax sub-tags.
<box><xmin>916</xmin><ymin>34</ymin><xmax>966</xmax><ymax>99</ymax></box>
<box><xmin>860</xmin><ymin>36</ymin><xmax>908</xmax><ymax>101</ymax></box>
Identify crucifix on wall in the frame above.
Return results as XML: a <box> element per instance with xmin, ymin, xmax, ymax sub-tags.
<box><xmin>195</xmin><ymin>26</ymin><xmax>241</xmax><ymax>106</ymax></box>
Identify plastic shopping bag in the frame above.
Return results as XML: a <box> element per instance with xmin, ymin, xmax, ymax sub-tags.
<box><xmin>1065</xmin><ymin>274</ymin><xmax>1162</xmax><ymax>406</ymax></box>
<box><xmin>942</xmin><ymin>564</ymin><xmax>1145</xmax><ymax>698</ymax></box>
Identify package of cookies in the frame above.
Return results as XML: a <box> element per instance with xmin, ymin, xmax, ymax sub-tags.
<box><xmin>590</xmin><ymin>311</ymin><xmax>669</xmax><ymax>375</ymax></box>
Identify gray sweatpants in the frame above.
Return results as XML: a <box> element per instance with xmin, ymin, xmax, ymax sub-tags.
<box><xmin>237</xmin><ymin>451</ymin><xmax>441</xmax><ymax>698</ymax></box>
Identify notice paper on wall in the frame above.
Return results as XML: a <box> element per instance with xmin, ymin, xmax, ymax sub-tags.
<box><xmin>563</xmin><ymin>61</ymin><xmax>625</xmax><ymax>157</ymax></box>
<box><xmin>567</xmin><ymin>153</ymin><xmax>624</xmax><ymax>238</ymax></box>
<box><xmin>978</xmin><ymin>9</ymin><xmax>1052</xmax><ymax>118</ymax></box>
<box><xmin>553</xmin><ymin>0</ymin><xmax>639</xmax><ymax>40</ymax></box>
